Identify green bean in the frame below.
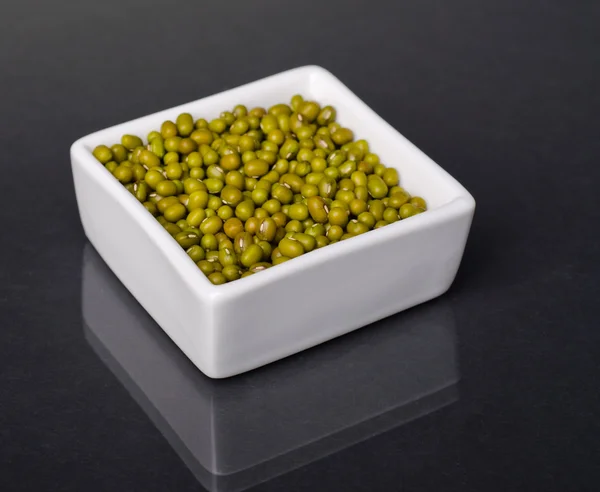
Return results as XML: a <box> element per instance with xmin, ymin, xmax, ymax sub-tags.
<box><xmin>307</xmin><ymin>196</ymin><xmax>329</xmax><ymax>223</ymax></box>
<box><xmin>100</xmin><ymin>96</ymin><xmax>428</xmax><ymax>284</ymax></box>
<box><xmin>240</xmin><ymin>244</ymin><xmax>263</xmax><ymax>267</ymax></box>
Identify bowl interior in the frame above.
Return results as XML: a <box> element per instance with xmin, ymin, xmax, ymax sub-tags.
<box><xmin>80</xmin><ymin>66</ymin><xmax>466</xmax><ymax>212</ymax></box>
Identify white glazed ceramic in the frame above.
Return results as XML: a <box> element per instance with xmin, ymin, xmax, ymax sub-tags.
<box><xmin>71</xmin><ymin>65</ymin><xmax>475</xmax><ymax>378</ymax></box>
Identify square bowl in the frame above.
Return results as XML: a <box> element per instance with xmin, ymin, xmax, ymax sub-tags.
<box><xmin>71</xmin><ymin>65</ymin><xmax>475</xmax><ymax>378</ymax></box>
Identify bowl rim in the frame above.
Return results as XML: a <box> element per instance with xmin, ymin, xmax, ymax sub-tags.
<box><xmin>71</xmin><ymin>65</ymin><xmax>475</xmax><ymax>302</ymax></box>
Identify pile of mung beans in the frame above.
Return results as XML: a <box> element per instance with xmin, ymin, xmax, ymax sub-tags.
<box><xmin>92</xmin><ymin>95</ymin><xmax>427</xmax><ymax>285</ymax></box>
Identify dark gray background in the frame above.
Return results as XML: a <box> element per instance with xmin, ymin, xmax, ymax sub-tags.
<box><xmin>1</xmin><ymin>0</ymin><xmax>600</xmax><ymax>491</ymax></box>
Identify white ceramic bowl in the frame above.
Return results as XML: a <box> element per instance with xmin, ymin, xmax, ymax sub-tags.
<box><xmin>71</xmin><ymin>65</ymin><xmax>475</xmax><ymax>378</ymax></box>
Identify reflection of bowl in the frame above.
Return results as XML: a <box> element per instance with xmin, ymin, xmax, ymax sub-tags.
<box><xmin>72</xmin><ymin>65</ymin><xmax>475</xmax><ymax>378</ymax></box>
<box><xmin>82</xmin><ymin>244</ymin><xmax>459</xmax><ymax>492</ymax></box>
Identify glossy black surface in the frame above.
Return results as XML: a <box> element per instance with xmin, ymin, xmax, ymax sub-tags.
<box><xmin>1</xmin><ymin>1</ymin><xmax>599</xmax><ymax>491</ymax></box>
